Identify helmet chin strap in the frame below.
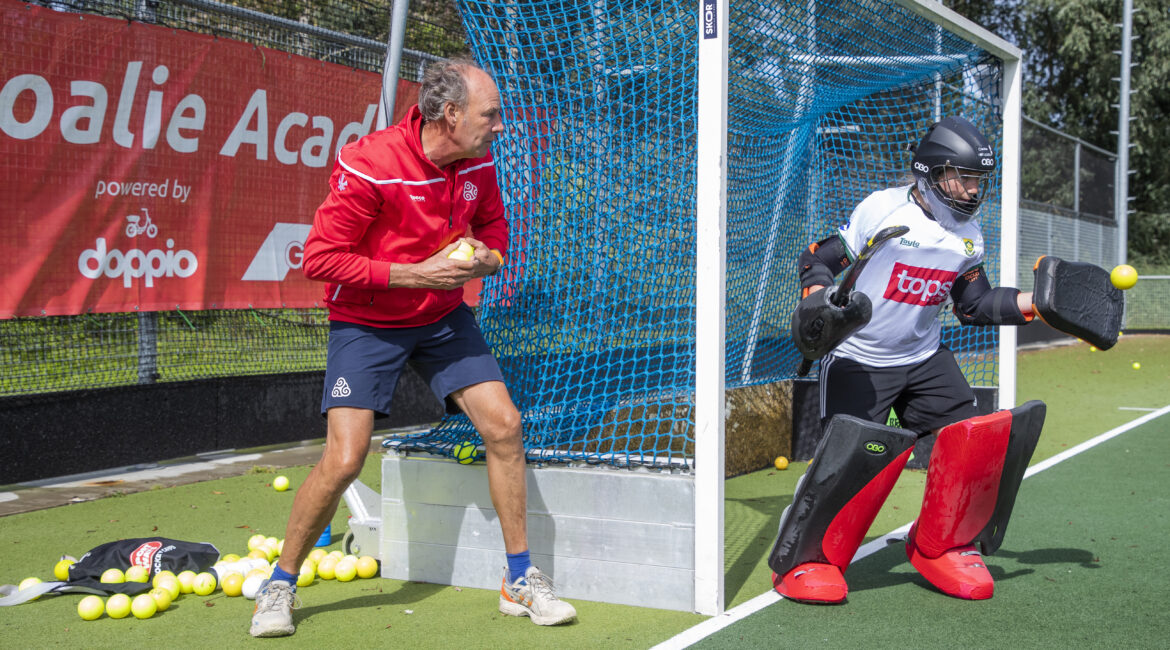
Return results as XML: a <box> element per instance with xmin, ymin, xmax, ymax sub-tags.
<box><xmin>917</xmin><ymin>178</ymin><xmax>978</xmax><ymax>231</ymax></box>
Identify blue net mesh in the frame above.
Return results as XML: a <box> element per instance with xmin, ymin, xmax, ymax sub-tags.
<box><xmin>395</xmin><ymin>0</ymin><xmax>1004</xmax><ymax>466</ymax></box>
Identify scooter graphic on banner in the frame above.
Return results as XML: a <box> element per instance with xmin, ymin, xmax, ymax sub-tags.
<box><xmin>125</xmin><ymin>208</ymin><xmax>158</xmax><ymax>238</ymax></box>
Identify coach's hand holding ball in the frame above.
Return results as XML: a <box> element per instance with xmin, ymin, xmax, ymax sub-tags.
<box><xmin>447</xmin><ymin>240</ymin><xmax>475</xmax><ymax>261</ymax></box>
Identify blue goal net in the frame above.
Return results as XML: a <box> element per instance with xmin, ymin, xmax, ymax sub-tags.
<box><xmin>396</xmin><ymin>0</ymin><xmax>1005</xmax><ymax>467</ymax></box>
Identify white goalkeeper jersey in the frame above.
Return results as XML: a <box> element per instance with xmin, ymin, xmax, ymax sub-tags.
<box><xmin>832</xmin><ymin>185</ymin><xmax>985</xmax><ymax>367</ymax></box>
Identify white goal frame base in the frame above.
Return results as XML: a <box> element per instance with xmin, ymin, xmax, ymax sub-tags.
<box><xmin>376</xmin><ymin>448</ymin><xmax>700</xmax><ymax>612</ymax></box>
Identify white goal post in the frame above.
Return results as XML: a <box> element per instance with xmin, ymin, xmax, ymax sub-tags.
<box><xmin>369</xmin><ymin>0</ymin><xmax>1022</xmax><ymax>617</ymax></box>
<box><xmin>693</xmin><ymin>0</ymin><xmax>1021</xmax><ymax>614</ymax></box>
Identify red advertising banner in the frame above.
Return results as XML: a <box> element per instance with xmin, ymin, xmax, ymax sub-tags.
<box><xmin>0</xmin><ymin>3</ymin><xmax>419</xmax><ymax>318</ymax></box>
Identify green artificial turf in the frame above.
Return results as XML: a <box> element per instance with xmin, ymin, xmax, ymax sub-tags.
<box><xmin>1</xmin><ymin>335</ymin><xmax>1166</xmax><ymax>648</ymax></box>
<box><xmin>696</xmin><ymin>407</ymin><xmax>1170</xmax><ymax>648</ymax></box>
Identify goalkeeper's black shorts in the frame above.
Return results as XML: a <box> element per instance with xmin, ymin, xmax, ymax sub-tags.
<box><xmin>819</xmin><ymin>346</ymin><xmax>980</xmax><ymax>435</ymax></box>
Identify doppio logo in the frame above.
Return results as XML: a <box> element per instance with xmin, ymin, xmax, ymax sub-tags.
<box><xmin>883</xmin><ymin>262</ymin><xmax>957</xmax><ymax>307</ymax></box>
<box><xmin>242</xmin><ymin>223</ymin><xmax>313</xmax><ymax>281</ymax></box>
<box><xmin>78</xmin><ymin>238</ymin><xmax>198</xmax><ymax>287</ymax></box>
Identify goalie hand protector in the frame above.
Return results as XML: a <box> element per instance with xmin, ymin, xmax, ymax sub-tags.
<box><xmin>790</xmin><ymin>286</ymin><xmax>872</xmax><ymax>363</ymax></box>
<box><xmin>1032</xmin><ymin>256</ymin><xmax>1124</xmax><ymax>350</ymax></box>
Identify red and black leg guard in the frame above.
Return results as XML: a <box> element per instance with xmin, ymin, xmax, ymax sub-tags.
<box><xmin>768</xmin><ymin>415</ymin><xmax>916</xmax><ymax>601</ymax></box>
<box><xmin>908</xmin><ymin>400</ymin><xmax>1046</xmax><ymax>599</ymax></box>
<box><xmin>975</xmin><ymin>400</ymin><xmax>1046</xmax><ymax>555</ymax></box>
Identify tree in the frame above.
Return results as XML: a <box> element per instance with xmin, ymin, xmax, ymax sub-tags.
<box><xmin>945</xmin><ymin>0</ymin><xmax>1170</xmax><ymax>265</ymax></box>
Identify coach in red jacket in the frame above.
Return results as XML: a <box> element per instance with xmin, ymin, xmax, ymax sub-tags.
<box><xmin>249</xmin><ymin>59</ymin><xmax>577</xmax><ymax>639</ymax></box>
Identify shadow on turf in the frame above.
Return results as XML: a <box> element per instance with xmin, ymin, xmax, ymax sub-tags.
<box><xmin>838</xmin><ymin>543</ymin><xmax>1099</xmax><ymax>597</ymax></box>
<box><xmin>294</xmin><ymin>582</ymin><xmax>447</xmax><ymax>621</ymax></box>
<box><xmin>994</xmin><ymin>546</ymin><xmax>1102</xmax><ymax>570</ymax></box>
<box><xmin>723</xmin><ymin>494</ymin><xmax>785</xmax><ymax>600</ymax></box>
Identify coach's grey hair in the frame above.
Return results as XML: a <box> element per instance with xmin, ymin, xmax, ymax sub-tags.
<box><xmin>418</xmin><ymin>58</ymin><xmax>482</xmax><ymax>122</ymax></box>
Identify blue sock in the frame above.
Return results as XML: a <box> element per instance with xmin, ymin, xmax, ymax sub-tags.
<box><xmin>506</xmin><ymin>550</ymin><xmax>532</xmax><ymax>583</ymax></box>
<box><xmin>270</xmin><ymin>563</ymin><xmax>298</xmax><ymax>589</ymax></box>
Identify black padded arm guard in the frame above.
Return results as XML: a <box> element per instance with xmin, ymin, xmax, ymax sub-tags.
<box><xmin>950</xmin><ymin>265</ymin><xmax>1030</xmax><ymax>326</ymax></box>
<box><xmin>798</xmin><ymin>236</ymin><xmax>850</xmax><ymax>293</ymax></box>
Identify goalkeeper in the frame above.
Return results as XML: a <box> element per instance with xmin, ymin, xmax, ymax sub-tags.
<box><xmin>769</xmin><ymin>116</ymin><xmax>1121</xmax><ymax>603</ymax></box>
<box><xmin>248</xmin><ymin>58</ymin><xmax>576</xmax><ymax>637</ymax></box>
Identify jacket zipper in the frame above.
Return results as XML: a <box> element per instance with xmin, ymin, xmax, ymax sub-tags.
<box><xmin>448</xmin><ymin>168</ymin><xmax>457</xmax><ymax>228</ymax></box>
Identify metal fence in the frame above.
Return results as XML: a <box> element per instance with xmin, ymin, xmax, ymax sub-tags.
<box><xmin>1124</xmin><ymin>276</ymin><xmax>1170</xmax><ymax>331</ymax></box>
<box><xmin>1016</xmin><ymin>119</ymin><xmax>1119</xmax><ymax>279</ymax></box>
<box><xmin>1017</xmin><ymin>200</ymin><xmax>1119</xmax><ymax>292</ymax></box>
<box><xmin>1020</xmin><ymin>116</ymin><xmax>1116</xmax><ymax>224</ymax></box>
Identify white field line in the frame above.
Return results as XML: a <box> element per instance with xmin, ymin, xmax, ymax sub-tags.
<box><xmin>651</xmin><ymin>404</ymin><xmax>1170</xmax><ymax>650</ymax></box>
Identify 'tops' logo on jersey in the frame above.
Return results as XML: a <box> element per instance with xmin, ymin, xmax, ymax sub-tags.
<box><xmin>884</xmin><ymin>262</ymin><xmax>958</xmax><ymax>307</ymax></box>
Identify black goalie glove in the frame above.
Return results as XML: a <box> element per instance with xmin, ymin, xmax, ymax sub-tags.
<box><xmin>1032</xmin><ymin>256</ymin><xmax>1124</xmax><ymax>350</ymax></box>
<box><xmin>791</xmin><ymin>286</ymin><xmax>872</xmax><ymax>374</ymax></box>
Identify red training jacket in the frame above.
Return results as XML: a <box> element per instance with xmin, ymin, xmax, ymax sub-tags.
<box><xmin>302</xmin><ymin>105</ymin><xmax>508</xmax><ymax>328</ymax></box>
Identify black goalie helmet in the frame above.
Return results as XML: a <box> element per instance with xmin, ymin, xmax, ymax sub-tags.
<box><xmin>910</xmin><ymin>116</ymin><xmax>996</xmax><ymax>222</ymax></box>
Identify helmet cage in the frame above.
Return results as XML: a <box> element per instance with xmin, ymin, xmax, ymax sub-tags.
<box><xmin>910</xmin><ymin>116</ymin><xmax>996</xmax><ymax>223</ymax></box>
<box><xmin>925</xmin><ymin>163</ymin><xmax>991</xmax><ymax>217</ymax></box>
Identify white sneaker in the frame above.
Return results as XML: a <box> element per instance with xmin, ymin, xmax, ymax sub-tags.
<box><xmin>250</xmin><ymin>580</ymin><xmax>301</xmax><ymax>637</ymax></box>
<box><xmin>499</xmin><ymin>566</ymin><xmax>577</xmax><ymax>625</ymax></box>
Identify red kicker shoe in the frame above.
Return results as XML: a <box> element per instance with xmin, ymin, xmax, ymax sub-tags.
<box><xmin>773</xmin><ymin>562</ymin><xmax>848</xmax><ymax>604</ymax></box>
<box><xmin>906</xmin><ymin>534</ymin><xmax>995</xmax><ymax>600</ymax></box>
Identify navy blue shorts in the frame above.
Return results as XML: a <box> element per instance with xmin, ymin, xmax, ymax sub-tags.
<box><xmin>321</xmin><ymin>304</ymin><xmax>504</xmax><ymax>418</ymax></box>
<box><xmin>819</xmin><ymin>346</ymin><xmax>981</xmax><ymax>434</ymax></box>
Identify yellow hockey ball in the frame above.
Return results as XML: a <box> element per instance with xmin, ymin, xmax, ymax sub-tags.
<box><xmin>176</xmin><ymin>570</ymin><xmax>197</xmax><ymax>594</ymax></box>
<box><xmin>77</xmin><ymin>595</ymin><xmax>104</xmax><ymax>621</ymax></box>
<box><xmin>124</xmin><ymin>565</ymin><xmax>150</xmax><ymax>583</ymax></box>
<box><xmin>149</xmin><ymin>587</ymin><xmax>173</xmax><ymax>612</ymax></box>
<box><xmin>106</xmin><ymin>593</ymin><xmax>132</xmax><ymax>619</ymax></box>
<box><xmin>453</xmin><ymin>441</ymin><xmax>478</xmax><ymax>465</ymax></box>
<box><xmin>54</xmin><ymin>558</ymin><xmax>75</xmax><ymax>581</ymax></box>
<box><xmin>1110</xmin><ymin>264</ymin><xmax>1138</xmax><ymax>290</ymax></box>
<box><xmin>100</xmin><ymin>568</ymin><xmax>125</xmax><ymax>584</ymax></box>
<box><xmin>192</xmin><ymin>572</ymin><xmax>217</xmax><ymax>596</ymax></box>
<box><xmin>18</xmin><ymin>577</ymin><xmax>42</xmax><ymax>601</ymax></box>
<box><xmin>334</xmin><ymin>559</ymin><xmax>357</xmax><ymax>582</ymax></box>
<box><xmin>221</xmin><ymin>572</ymin><xmax>245</xmax><ymax>597</ymax></box>
<box><xmin>355</xmin><ymin>556</ymin><xmax>379</xmax><ymax>579</ymax></box>
<box><xmin>130</xmin><ymin>593</ymin><xmax>157</xmax><ymax>619</ymax></box>
<box><xmin>447</xmin><ymin>241</ymin><xmax>474</xmax><ymax>261</ymax></box>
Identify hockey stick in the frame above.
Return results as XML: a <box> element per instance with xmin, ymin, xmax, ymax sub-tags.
<box><xmin>795</xmin><ymin>224</ymin><xmax>910</xmax><ymax>376</ymax></box>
